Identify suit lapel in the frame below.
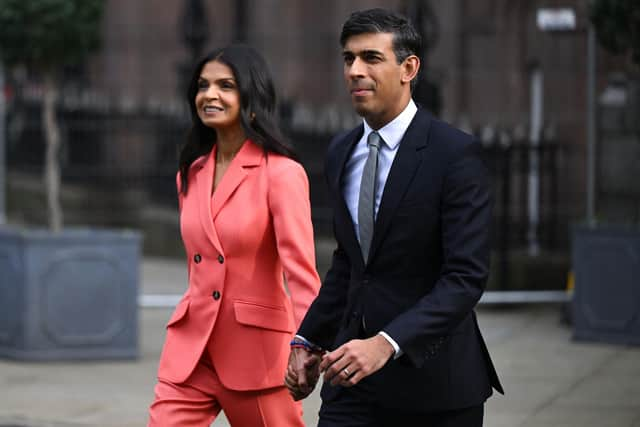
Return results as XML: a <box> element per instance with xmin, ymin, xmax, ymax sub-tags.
<box><xmin>368</xmin><ymin>109</ymin><xmax>432</xmax><ymax>263</ymax></box>
<box><xmin>196</xmin><ymin>147</ymin><xmax>223</xmax><ymax>254</ymax></box>
<box><xmin>331</xmin><ymin>126</ymin><xmax>365</xmax><ymax>268</ymax></box>
<box><xmin>210</xmin><ymin>140</ymin><xmax>262</xmax><ymax>220</ymax></box>
<box><xmin>195</xmin><ymin>140</ymin><xmax>263</xmax><ymax>254</ymax></box>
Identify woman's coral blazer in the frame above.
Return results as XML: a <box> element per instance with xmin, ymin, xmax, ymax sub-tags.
<box><xmin>157</xmin><ymin>140</ymin><xmax>320</xmax><ymax>391</ymax></box>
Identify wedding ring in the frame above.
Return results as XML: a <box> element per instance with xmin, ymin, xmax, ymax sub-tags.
<box><xmin>343</xmin><ymin>368</ymin><xmax>350</xmax><ymax>376</ymax></box>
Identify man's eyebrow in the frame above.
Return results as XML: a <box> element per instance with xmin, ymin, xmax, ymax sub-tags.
<box><xmin>342</xmin><ymin>49</ymin><xmax>384</xmax><ymax>57</ymax></box>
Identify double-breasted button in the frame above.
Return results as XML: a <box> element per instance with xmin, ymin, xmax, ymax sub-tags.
<box><xmin>193</xmin><ymin>254</ymin><xmax>202</xmax><ymax>263</ymax></box>
<box><xmin>212</xmin><ymin>290</ymin><xmax>221</xmax><ymax>300</ymax></box>
<box><xmin>217</xmin><ymin>255</ymin><xmax>224</xmax><ymax>264</ymax></box>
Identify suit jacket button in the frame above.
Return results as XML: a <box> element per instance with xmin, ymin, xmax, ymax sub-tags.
<box><xmin>217</xmin><ymin>255</ymin><xmax>224</xmax><ymax>264</ymax></box>
<box><xmin>194</xmin><ymin>254</ymin><xmax>202</xmax><ymax>263</ymax></box>
<box><xmin>212</xmin><ymin>290</ymin><xmax>221</xmax><ymax>300</ymax></box>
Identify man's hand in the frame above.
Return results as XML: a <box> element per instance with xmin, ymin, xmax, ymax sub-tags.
<box><xmin>284</xmin><ymin>347</ymin><xmax>322</xmax><ymax>401</ymax></box>
<box><xmin>320</xmin><ymin>335</ymin><xmax>394</xmax><ymax>387</ymax></box>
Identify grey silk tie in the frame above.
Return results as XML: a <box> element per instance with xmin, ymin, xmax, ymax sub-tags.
<box><xmin>358</xmin><ymin>131</ymin><xmax>381</xmax><ymax>262</ymax></box>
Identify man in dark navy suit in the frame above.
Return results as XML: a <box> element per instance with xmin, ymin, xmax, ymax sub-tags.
<box><xmin>286</xmin><ymin>8</ymin><xmax>503</xmax><ymax>426</ymax></box>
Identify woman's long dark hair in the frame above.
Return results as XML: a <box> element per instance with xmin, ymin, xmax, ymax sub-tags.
<box><xmin>178</xmin><ymin>44</ymin><xmax>297</xmax><ymax>194</ymax></box>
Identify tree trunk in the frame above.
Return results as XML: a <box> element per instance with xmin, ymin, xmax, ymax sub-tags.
<box><xmin>43</xmin><ymin>73</ymin><xmax>62</xmax><ymax>232</ymax></box>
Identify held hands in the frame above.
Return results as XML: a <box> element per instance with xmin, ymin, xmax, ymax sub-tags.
<box><xmin>320</xmin><ymin>335</ymin><xmax>394</xmax><ymax>388</ymax></box>
<box><xmin>284</xmin><ymin>334</ymin><xmax>395</xmax><ymax>399</ymax></box>
<box><xmin>285</xmin><ymin>347</ymin><xmax>322</xmax><ymax>401</ymax></box>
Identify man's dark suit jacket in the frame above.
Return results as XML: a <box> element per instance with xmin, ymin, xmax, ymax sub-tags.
<box><xmin>298</xmin><ymin>107</ymin><xmax>503</xmax><ymax>412</ymax></box>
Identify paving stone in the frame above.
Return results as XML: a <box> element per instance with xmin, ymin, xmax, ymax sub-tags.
<box><xmin>1</xmin><ymin>258</ymin><xmax>639</xmax><ymax>427</ymax></box>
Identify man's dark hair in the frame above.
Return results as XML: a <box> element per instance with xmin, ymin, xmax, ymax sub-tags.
<box><xmin>340</xmin><ymin>8</ymin><xmax>422</xmax><ymax>64</ymax></box>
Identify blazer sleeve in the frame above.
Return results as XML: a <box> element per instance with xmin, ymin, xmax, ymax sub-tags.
<box><xmin>383</xmin><ymin>142</ymin><xmax>492</xmax><ymax>368</ymax></box>
<box><xmin>297</xmin><ymin>150</ymin><xmax>352</xmax><ymax>349</ymax></box>
<box><xmin>297</xmin><ymin>241</ymin><xmax>351</xmax><ymax>349</ymax></box>
<box><xmin>267</xmin><ymin>159</ymin><xmax>321</xmax><ymax>329</ymax></box>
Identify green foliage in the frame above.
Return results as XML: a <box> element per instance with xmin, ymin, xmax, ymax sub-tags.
<box><xmin>0</xmin><ymin>0</ymin><xmax>104</xmax><ymax>71</ymax></box>
<box><xmin>589</xmin><ymin>0</ymin><xmax>640</xmax><ymax>65</ymax></box>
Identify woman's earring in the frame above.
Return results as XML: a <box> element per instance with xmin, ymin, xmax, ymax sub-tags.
<box><xmin>250</xmin><ymin>112</ymin><xmax>256</xmax><ymax>122</ymax></box>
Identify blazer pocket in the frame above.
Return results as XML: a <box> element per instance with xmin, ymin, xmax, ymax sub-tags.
<box><xmin>233</xmin><ymin>300</ymin><xmax>293</xmax><ymax>333</ymax></box>
<box><xmin>166</xmin><ymin>298</ymin><xmax>190</xmax><ymax>328</ymax></box>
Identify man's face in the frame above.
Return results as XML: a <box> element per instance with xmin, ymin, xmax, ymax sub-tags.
<box><xmin>342</xmin><ymin>32</ymin><xmax>413</xmax><ymax>129</ymax></box>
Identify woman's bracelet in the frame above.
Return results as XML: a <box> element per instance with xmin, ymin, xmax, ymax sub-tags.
<box><xmin>290</xmin><ymin>338</ymin><xmax>323</xmax><ymax>353</ymax></box>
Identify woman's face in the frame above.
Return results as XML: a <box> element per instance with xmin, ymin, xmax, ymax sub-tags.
<box><xmin>194</xmin><ymin>60</ymin><xmax>242</xmax><ymax>131</ymax></box>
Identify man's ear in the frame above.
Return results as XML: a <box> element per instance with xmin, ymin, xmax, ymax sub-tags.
<box><xmin>401</xmin><ymin>55</ymin><xmax>420</xmax><ymax>85</ymax></box>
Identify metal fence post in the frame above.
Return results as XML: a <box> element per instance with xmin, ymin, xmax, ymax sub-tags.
<box><xmin>0</xmin><ymin>61</ymin><xmax>6</xmax><ymax>224</ymax></box>
<box><xmin>500</xmin><ymin>139</ymin><xmax>512</xmax><ymax>290</ymax></box>
<box><xmin>586</xmin><ymin>23</ymin><xmax>597</xmax><ymax>226</ymax></box>
<box><xmin>528</xmin><ymin>63</ymin><xmax>543</xmax><ymax>256</ymax></box>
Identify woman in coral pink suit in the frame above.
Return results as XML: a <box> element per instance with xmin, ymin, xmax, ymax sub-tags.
<box><xmin>148</xmin><ymin>44</ymin><xmax>320</xmax><ymax>427</ymax></box>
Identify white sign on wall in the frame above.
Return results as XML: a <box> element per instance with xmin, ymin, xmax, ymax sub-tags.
<box><xmin>537</xmin><ymin>8</ymin><xmax>577</xmax><ymax>31</ymax></box>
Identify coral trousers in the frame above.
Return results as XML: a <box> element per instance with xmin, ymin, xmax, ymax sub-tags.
<box><xmin>148</xmin><ymin>353</ymin><xmax>304</xmax><ymax>427</ymax></box>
